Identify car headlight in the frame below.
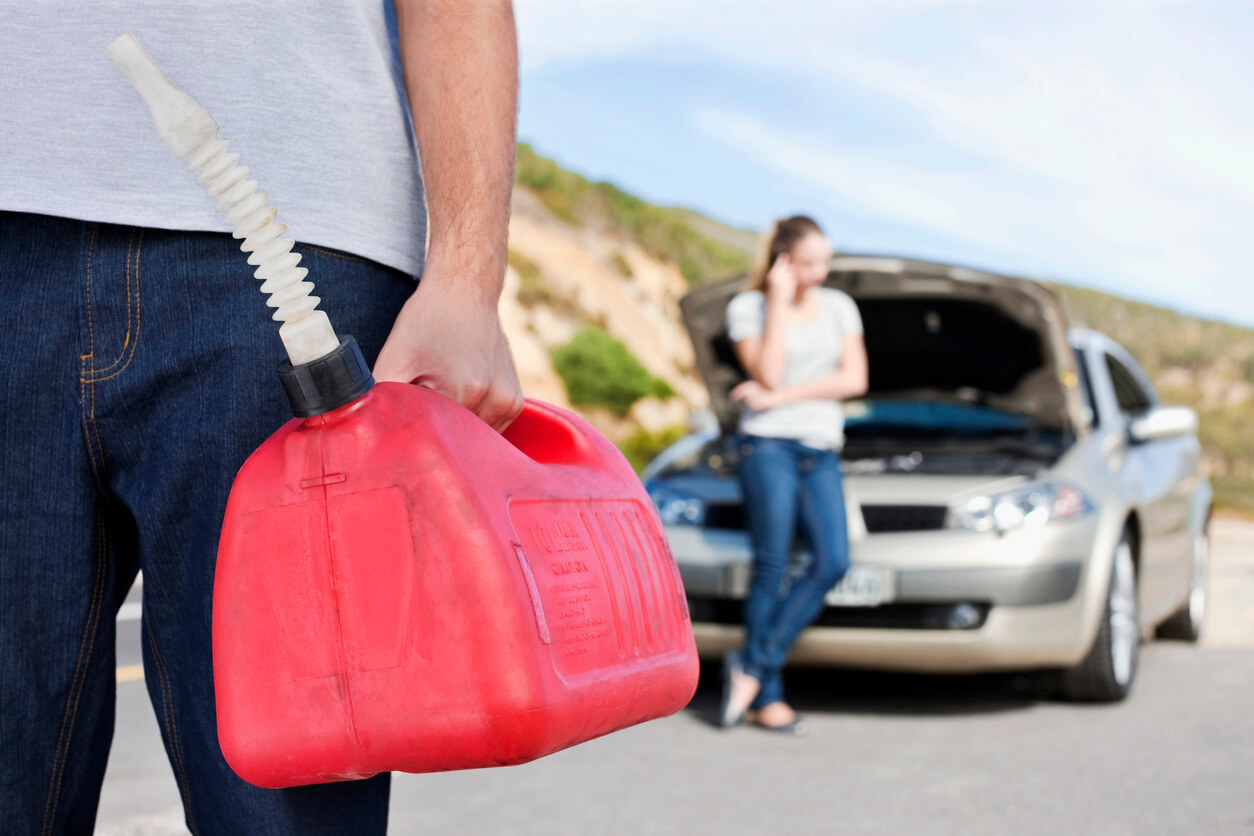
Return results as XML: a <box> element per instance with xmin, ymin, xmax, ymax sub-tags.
<box><xmin>950</xmin><ymin>481</ymin><xmax>1094</xmax><ymax>534</ymax></box>
<box><xmin>645</xmin><ymin>483</ymin><xmax>707</xmax><ymax>526</ymax></box>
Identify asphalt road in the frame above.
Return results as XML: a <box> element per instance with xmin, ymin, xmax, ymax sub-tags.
<box><xmin>96</xmin><ymin>520</ymin><xmax>1254</xmax><ymax>835</ymax></box>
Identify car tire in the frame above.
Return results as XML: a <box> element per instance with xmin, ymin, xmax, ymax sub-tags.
<box><xmin>1061</xmin><ymin>529</ymin><xmax>1139</xmax><ymax>702</ymax></box>
<box><xmin>1155</xmin><ymin>525</ymin><xmax>1209</xmax><ymax>642</ymax></box>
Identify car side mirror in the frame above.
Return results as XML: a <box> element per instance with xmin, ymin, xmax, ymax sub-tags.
<box><xmin>1128</xmin><ymin>405</ymin><xmax>1197</xmax><ymax>443</ymax></box>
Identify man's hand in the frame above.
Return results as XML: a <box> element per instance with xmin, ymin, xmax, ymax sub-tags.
<box><xmin>374</xmin><ymin>268</ymin><xmax>523</xmax><ymax>432</ymax></box>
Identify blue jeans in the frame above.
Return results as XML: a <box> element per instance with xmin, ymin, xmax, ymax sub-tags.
<box><xmin>0</xmin><ymin>212</ymin><xmax>414</xmax><ymax>834</ymax></box>
<box><xmin>736</xmin><ymin>436</ymin><xmax>850</xmax><ymax>709</ymax></box>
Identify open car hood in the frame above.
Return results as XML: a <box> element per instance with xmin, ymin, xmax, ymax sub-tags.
<box><xmin>680</xmin><ymin>255</ymin><xmax>1087</xmax><ymax>436</ymax></box>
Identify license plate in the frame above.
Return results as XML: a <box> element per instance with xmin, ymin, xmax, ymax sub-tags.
<box><xmin>825</xmin><ymin>565</ymin><xmax>894</xmax><ymax>607</ymax></box>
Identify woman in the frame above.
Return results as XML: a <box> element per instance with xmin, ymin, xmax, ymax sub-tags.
<box><xmin>719</xmin><ymin>215</ymin><xmax>868</xmax><ymax>733</ymax></box>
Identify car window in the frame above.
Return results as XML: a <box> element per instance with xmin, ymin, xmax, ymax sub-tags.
<box><xmin>1105</xmin><ymin>353</ymin><xmax>1151</xmax><ymax>414</ymax></box>
<box><xmin>1073</xmin><ymin>347</ymin><xmax>1099</xmax><ymax>428</ymax></box>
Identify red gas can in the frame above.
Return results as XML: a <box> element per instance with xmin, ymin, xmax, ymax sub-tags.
<box><xmin>214</xmin><ymin>381</ymin><xmax>699</xmax><ymax>788</ymax></box>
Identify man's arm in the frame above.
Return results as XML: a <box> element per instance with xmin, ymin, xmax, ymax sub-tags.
<box><xmin>373</xmin><ymin>0</ymin><xmax>524</xmax><ymax>432</ymax></box>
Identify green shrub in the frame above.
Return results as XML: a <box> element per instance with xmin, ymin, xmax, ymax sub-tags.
<box><xmin>550</xmin><ymin>328</ymin><xmax>674</xmax><ymax>416</ymax></box>
<box><xmin>508</xmin><ymin>248</ymin><xmax>540</xmax><ymax>283</ymax></box>
<box><xmin>618</xmin><ymin>424</ymin><xmax>689</xmax><ymax>474</ymax></box>
<box><xmin>508</xmin><ymin>249</ymin><xmax>549</xmax><ymax>308</ymax></box>
<box><xmin>610</xmin><ymin>249</ymin><xmax>634</xmax><ymax>278</ymax></box>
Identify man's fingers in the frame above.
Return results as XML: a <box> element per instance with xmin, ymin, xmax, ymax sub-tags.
<box><xmin>371</xmin><ymin>284</ymin><xmax>523</xmax><ymax>433</ymax></box>
<box><xmin>395</xmin><ymin>369</ymin><xmax>522</xmax><ymax>435</ymax></box>
<box><xmin>486</xmin><ymin>396</ymin><xmax>524</xmax><ymax>434</ymax></box>
<box><xmin>478</xmin><ymin>381</ymin><xmax>524</xmax><ymax>433</ymax></box>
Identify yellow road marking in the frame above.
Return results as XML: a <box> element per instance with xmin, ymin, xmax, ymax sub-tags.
<box><xmin>116</xmin><ymin>664</ymin><xmax>144</xmax><ymax>683</ymax></box>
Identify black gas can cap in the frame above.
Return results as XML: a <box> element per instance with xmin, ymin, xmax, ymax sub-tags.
<box><xmin>277</xmin><ymin>336</ymin><xmax>375</xmax><ymax>417</ymax></box>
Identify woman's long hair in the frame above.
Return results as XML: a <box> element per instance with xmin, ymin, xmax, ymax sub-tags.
<box><xmin>747</xmin><ymin>215</ymin><xmax>824</xmax><ymax>292</ymax></box>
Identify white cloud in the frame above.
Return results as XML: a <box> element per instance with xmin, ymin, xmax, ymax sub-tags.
<box><xmin>694</xmin><ymin>105</ymin><xmax>1231</xmax><ymax>303</ymax></box>
<box><xmin>691</xmin><ymin>108</ymin><xmax>1026</xmax><ymax>244</ymax></box>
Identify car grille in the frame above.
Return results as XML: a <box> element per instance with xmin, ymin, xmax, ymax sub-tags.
<box><xmin>704</xmin><ymin>503</ymin><xmax>949</xmax><ymax>533</ymax></box>
<box><xmin>704</xmin><ymin>503</ymin><xmax>748</xmax><ymax>531</ymax></box>
<box><xmin>687</xmin><ymin>596</ymin><xmax>991</xmax><ymax>631</ymax></box>
<box><xmin>859</xmin><ymin>505</ymin><xmax>949</xmax><ymax>532</ymax></box>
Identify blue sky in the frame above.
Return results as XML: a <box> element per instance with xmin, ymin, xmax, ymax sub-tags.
<box><xmin>514</xmin><ymin>0</ymin><xmax>1254</xmax><ymax>328</ymax></box>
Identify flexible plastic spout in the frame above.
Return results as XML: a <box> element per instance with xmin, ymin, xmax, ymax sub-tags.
<box><xmin>107</xmin><ymin>32</ymin><xmax>340</xmax><ymax>366</ymax></box>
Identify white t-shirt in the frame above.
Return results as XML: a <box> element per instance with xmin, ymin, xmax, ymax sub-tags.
<box><xmin>726</xmin><ymin>286</ymin><xmax>864</xmax><ymax>450</ymax></box>
<box><xmin>0</xmin><ymin>1</ymin><xmax>425</xmax><ymax>278</ymax></box>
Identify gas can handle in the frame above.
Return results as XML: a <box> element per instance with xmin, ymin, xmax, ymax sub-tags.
<box><xmin>501</xmin><ymin>399</ymin><xmax>599</xmax><ymax>466</ymax></box>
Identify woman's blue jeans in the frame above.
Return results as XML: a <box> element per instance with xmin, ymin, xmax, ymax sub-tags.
<box><xmin>736</xmin><ymin>436</ymin><xmax>850</xmax><ymax>709</ymax></box>
<box><xmin>0</xmin><ymin>212</ymin><xmax>414</xmax><ymax>834</ymax></box>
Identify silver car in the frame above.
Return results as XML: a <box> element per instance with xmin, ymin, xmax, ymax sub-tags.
<box><xmin>645</xmin><ymin>255</ymin><xmax>1212</xmax><ymax>702</ymax></box>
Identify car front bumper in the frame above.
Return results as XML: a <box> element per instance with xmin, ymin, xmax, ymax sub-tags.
<box><xmin>670</xmin><ymin>517</ymin><xmax>1102</xmax><ymax>673</ymax></box>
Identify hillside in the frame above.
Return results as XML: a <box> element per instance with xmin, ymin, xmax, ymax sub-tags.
<box><xmin>514</xmin><ymin>144</ymin><xmax>752</xmax><ymax>283</ymax></box>
<box><xmin>506</xmin><ymin>145</ymin><xmax>1254</xmax><ymax>512</ymax></box>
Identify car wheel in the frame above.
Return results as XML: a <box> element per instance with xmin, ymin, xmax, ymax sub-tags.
<box><xmin>1061</xmin><ymin>530</ymin><xmax>1139</xmax><ymax>702</ymax></box>
<box><xmin>1155</xmin><ymin>525</ymin><xmax>1209</xmax><ymax>642</ymax></box>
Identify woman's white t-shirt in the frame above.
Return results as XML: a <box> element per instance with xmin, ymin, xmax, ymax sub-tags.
<box><xmin>725</xmin><ymin>287</ymin><xmax>864</xmax><ymax>450</ymax></box>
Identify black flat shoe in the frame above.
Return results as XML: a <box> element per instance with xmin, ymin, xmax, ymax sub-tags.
<box><xmin>718</xmin><ymin>653</ymin><xmax>747</xmax><ymax>729</ymax></box>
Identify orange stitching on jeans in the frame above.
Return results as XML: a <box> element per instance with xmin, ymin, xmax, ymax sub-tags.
<box><xmin>86</xmin><ymin>229</ymin><xmax>133</xmax><ymax>375</ymax></box>
<box><xmin>84</xmin><ymin>230</ymin><xmax>143</xmax><ymax>382</ymax></box>
<box><xmin>80</xmin><ymin>320</ymin><xmax>109</xmax><ymax>490</ymax></box>
<box><xmin>144</xmin><ymin>616</ymin><xmax>198</xmax><ymax>835</ymax></box>
<box><xmin>80</xmin><ymin>227</ymin><xmax>98</xmax><ymax>371</ymax></box>
<box><xmin>41</xmin><ymin>511</ymin><xmax>108</xmax><ymax>835</ymax></box>
<box><xmin>79</xmin><ymin>375</ymin><xmax>107</xmax><ymax>494</ymax></box>
<box><xmin>78</xmin><ymin>242</ymin><xmax>108</xmax><ymax>491</ymax></box>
